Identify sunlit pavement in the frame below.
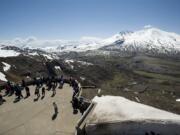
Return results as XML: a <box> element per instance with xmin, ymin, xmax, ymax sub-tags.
<box><xmin>0</xmin><ymin>84</ymin><xmax>81</xmax><ymax>135</ymax></box>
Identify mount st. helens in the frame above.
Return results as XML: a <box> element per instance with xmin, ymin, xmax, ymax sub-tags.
<box><xmin>0</xmin><ymin>27</ymin><xmax>180</xmax><ymax>57</ymax></box>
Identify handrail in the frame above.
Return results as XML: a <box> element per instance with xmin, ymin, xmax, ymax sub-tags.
<box><xmin>76</xmin><ymin>102</ymin><xmax>95</xmax><ymax>130</ymax></box>
<box><xmin>81</xmin><ymin>86</ymin><xmax>96</xmax><ymax>89</ymax></box>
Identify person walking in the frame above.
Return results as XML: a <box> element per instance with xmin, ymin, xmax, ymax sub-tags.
<box><xmin>47</xmin><ymin>80</ymin><xmax>52</xmax><ymax>90</ymax></box>
<box><xmin>69</xmin><ymin>76</ymin><xmax>73</xmax><ymax>86</ymax></box>
<box><xmin>15</xmin><ymin>84</ymin><xmax>23</xmax><ymax>100</ymax></box>
<box><xmin>34</xmin><ymin>86</ymin><xmax>40</xmax><ymax>99</ymax></box>
<box><xmin>52</xmin><ymin>83</ymin><xmax>56</xmax><ymax>96</ymax></box>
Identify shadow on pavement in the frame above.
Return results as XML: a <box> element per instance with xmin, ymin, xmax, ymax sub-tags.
<box><xmin>52</xmin><ymin>102</ymin><xmax>58</xmax><ymax>120</ymax></box>
<box><xmin>52</xmin><ymin>113</ymin><xmax>58</xmax><ymax>120</ymax></box>
<box><xmin>41</xmin><ymin>95</ymin><xmax>45</xmax><ymax>100</ymax></box>
<box><xmin>34</xmin><ymin>97</ymin><xmax>39</xmax><ymax>102</ymax></box>
<box><xmin>13</xmin><ymin>98</ymin><xmax>20</xmax><ymax>103</ymax></box>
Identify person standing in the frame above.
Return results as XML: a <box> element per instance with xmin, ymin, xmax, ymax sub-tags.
<box><xmin>59</xmin><ymin>75</ymin><xmax>64</xmax><ymax>89</ymax></box>
<box><xmin>21</xmin><ymin>79</ymin><xmax>26</xmax><ymax>88</ymax></box>
<box><xmin>40</xmin><ymin>77</ymin><xmax>43</xmax><ymax>87</ymax></box>
<box><xmin>25</xmin><ymin>86</ymin><xmax>30</xmax><ymax>98</ymax></box>
<box><xmin>0</xmin><ymin>93</ymin><xmax>6</xmax><ymax>105</ymax></box>
<box><xmin>42</xmin><ymin>87</ymin><xmax>45</xmax><ymax>97</ymax></box>
<box><xmin>5</xmin><ymin>83</ymin><xmax>11</xmax><ymax>96</ymax></box>
<box><xmin>72</xmin><ymin>96</ymin><xmax>79</xmax><ymax>114</ymax></box>
<box><xmin>69</xmin><ymin>76</ymin><xmax>73</xmax><ymax>86</ymax></box>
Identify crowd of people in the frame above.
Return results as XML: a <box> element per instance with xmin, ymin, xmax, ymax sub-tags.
<box><xmin>0</xmin><ymin>75</ymin><xmax>87</xmax><ymax>115</ymax></box>
<box><xmin>69</xmin><ymin>77</ymin><xmax>89</xmax><ymax>115</ymax></box>
<box><xmin>0</xmin><ymin>75</ymin><xmax>65</xmax><ymax>103</ymax></box>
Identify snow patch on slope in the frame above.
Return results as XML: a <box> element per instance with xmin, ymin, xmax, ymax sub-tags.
<box><xmin>54</xmin><ymin>66</ymin><xmax>62</xmax><ymax>71</ymax></box>
<box><xmin>65</xmin><ymin>59</ymin><xmax>74</xmax><ymax>69</ymax></box>
<box><xmin>28</xmin><ymin>52</ymin><xmax>38</xmax><ymax>56</ymax></box>
<box><xmin>80</xmin><ymin>76</ymin><xmax>85</xmax><ymax>81</ymax></box>
<box><xmin>0</xmin><ymin>72</ymin><xmax>7</xmax><ymax>81</ymax></box>
<box><xmin>176</xmin><ymin>99</ymin><xmax>180</xmax><ymax>102</ymax></box>
<box><xmin>77</xmin><ymin>60</ymin><xmax>93</xmax><ymax>66</ymax></box>
<box><xmin>0</xmin><ymin>46</ymin><xmax>20</xmax><ymax>57</ymax></box>
<box><xmin>90</xmin><ymin>96</ymin><xmax>180</xmax><ymax>123</ymax></box>
<box><xmin>2</xmin><ymin>62</ymin><xmax>11</xmax><ymax>71</ymax></box>
<box><xmin>42</xmin><ymin>54</ymin><xmax>53</xmax><ymax>60</ymax></box>
<box><xmin>65</xmin><ymin>59</ymin><xmax>74</xmax><ymax>64</ymax></box>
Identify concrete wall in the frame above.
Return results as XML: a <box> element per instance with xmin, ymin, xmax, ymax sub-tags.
<box><xmin>85</xmin><ymin>120</ymin><xmax>180</xmax><ymax>135</ymax></box>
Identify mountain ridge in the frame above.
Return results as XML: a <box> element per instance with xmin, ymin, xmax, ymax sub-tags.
<box><xmin>0</xmin><ymin>27</ymin><xmax>180</xmax><ymax>57</ymax></box>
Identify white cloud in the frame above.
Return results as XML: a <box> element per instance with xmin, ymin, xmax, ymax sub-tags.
<box><xmin>0</xmin><ymin>37</ymin><xmax>59</xmax><ymax>48</ymax></box>
<box><xmin>144</xmin><ymin>25</ymin><xmax>153</xmax><ymax>29</ymax></box>
<box><xmin>25</xmin><ymin>36</ymin><xmax>37</xmax><ymax>43</ymax></box>
<box><xmin>0</xmin><ymin>36</ymin><xmax>38</xmax><ymax>47</ymax></box>
<box><xmin>80</xmin><ymin>36</ymin><xmax>102</xmax><ymax>41</ymax></box>
<box><xmin>0</xmin><ymin>36</ymin><xmax>103</xmax><ymax>49</ymax></box>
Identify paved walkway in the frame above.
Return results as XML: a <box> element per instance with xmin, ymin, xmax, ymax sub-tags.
<box><xmin>0</xmin><ymin>84</ymin><xmax>81</xmax><ymax>135</ymax></box>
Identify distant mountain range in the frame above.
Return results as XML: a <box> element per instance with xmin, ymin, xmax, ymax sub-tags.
<box><xmin>0</xmin><ymin>27</ymin><xmax>180</xmax><ymax>57</ymax></box>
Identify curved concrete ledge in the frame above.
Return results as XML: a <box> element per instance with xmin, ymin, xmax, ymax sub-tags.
<box><xmin>85</xmin><ymin>120</ymin><xmax>180</xmax><ymax>135</ymax></box>
<box><xmin>82</xmin><ymin>96</ymin><xmax>180</xmax><ymax>135</ymax></box>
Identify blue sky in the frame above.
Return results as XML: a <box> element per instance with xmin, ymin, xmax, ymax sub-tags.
<box><xmin>0</xmin><ymin>0</ymin><xmax>180</xmax><ymax>40</ymax></box>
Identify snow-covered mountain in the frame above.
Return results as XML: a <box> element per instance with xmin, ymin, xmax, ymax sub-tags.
<box><xmin>102</xmin><ymin>27</ymin><xmax>180</xmax><ymax>55</ymax></box>
<box><xmin>43</xmin><ymin>27</ymin><xmax>180</xmax><ymax>54</ymax></box>
<box><xmin>0</xmin><ymin>26</ymin><xmax>180</xmax><ymax>56</ymax></box>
